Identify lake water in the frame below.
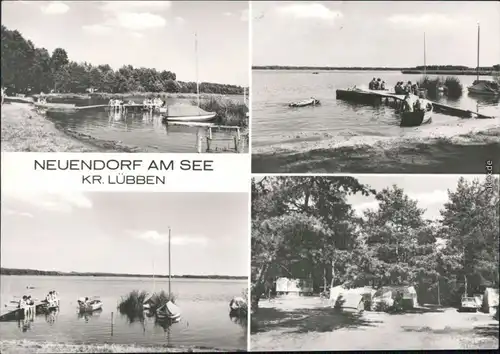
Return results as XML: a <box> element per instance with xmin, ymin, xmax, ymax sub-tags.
<box><xmin>252</xmin><ymin>70</ymin><xmax>500</xmax><ymax>173</ymax></box>
<box><xmin>0</xmin><ymin>276</ymin><xmax>247</xmax><ymax>351</ymax></box>
<box><xmin>44</xmin><ymin>95</ymin><xmax>247</xmax><ymax>153</ymax></box>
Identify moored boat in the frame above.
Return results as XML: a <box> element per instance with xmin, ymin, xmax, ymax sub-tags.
<box><xmin>4</xmin><ymin>96</ymin><xmax>34</xmax><ymax>104</ymax></box>
<box><xmin>77</xmin><ymin>297</ymin><xmax>102</xmax><ymax>312</ymax></box>
<box><xmin>289</xmin><ymin>98</ymin><xmax>320</xmax><ymax>107</ymax></box>
<box><xmin>467</xmin><ymin>80</ymin><xmax>500</xmax><ymax>95</ymax></box>
<box><xmin>156</xmin><ymin>300</ymin><xmax>181</xmax><ymax>321</ymax></box>
<box><xmin>162</xmin><ymin>112</ymin><xmax>217</xmax><ymax>122</ymax></box>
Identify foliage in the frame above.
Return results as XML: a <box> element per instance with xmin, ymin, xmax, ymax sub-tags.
<box><xmin>251</xmin><ymin>175</ymin><xmax>499</xmax><ymax>314</ymax></box>
<box><xmin>334</xmin><ymin>294</ymin><xmax>345</xmax><ymax>310</ymax></box>
<box><xmin>193</xmin><ymin>96</ymin><xmax>248</xmax><ymax>127</ymax></box>
<box><xmin>418</xmin><ymin>76</ymin><xmax>463</xmax><ymax>99</ymax></box>
<box><xmin>118</xmin><ymin>290</ymin><xmax>148</xmax><ymax>317</ymax></box>
<box><xmin>1</xmin><ymin>26</ymin><xmax>244</xmax><ymax>95</ymax></box>
<box><xmin>251</xmin><ymin>176</ymin><xmax>376</xmax><ymax>311</ymax></box>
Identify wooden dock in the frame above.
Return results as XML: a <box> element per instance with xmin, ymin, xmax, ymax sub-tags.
<box><xmin>335</xmin><ymin>88</ymin><xmax>495</xmax><ymax>119</ymax></box>
<box><xmin>0</xmin><ymin>301</ymin><xmax>46</xmax><ymax>321</ymax></box>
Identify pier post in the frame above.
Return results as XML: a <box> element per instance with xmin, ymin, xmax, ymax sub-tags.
<box><xmin>206</xmin><ymin>137</ymin><xmax>211</xmax><ymax>152</ymax></box>
<box><xmin>196</xmin><ymin>133</ymin><xmax>202</xmax><ymax>153</ymax></box>
<box><xmin>208</xmin><ymin>127</ymin><xmax>213</xmax><ymax>140</ymax></box>
<box><xmin>111</xmin><ymin>311</ymin><xmax>114</xmax><ymax>336</ymax></box>
<box><xmin>234</xmin><ymin>136</ymin><xmax>240</xmax><ymax>153</ymax></box>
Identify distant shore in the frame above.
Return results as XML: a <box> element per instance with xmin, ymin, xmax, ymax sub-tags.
<box><xmin>0</xmin><ymin>340</ymin><xmax>229</xmax><ymax>353</ymax></box>
<box><xmin>0</xmin><ymin>267</ymin><xmax>247</xmax><ymax>280</ymax></box>
<box><xmin>252</xmin><ymin>65</ymin><xmax>499</xmax><ymax>76</ymax></box>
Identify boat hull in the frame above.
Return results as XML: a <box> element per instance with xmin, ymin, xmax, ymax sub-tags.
<box><xmin>400</xmin><ymin>109</ymin><xmax>432</xmax><ymax>127</ymax></box>
<box><xmin>79</xmin><ymin>301</ymin><xmax>102</xmax><ymax>313</ymax></box>
<box><xmin>289</xmin><ymin>99</ymin><xmax>320</xmax><ymax>107</ymax></box>
<box><xmin>163</xmin><ymin>113</ymin><xmax>216</xmax><ymax>122</ymax></box>
<box><xmin>4</xmin><ymin>96</ymin><xmax>34</xmax><ymax>104</ymax></box>
<box><xmin>156</xmin><ymin>301</ymin><xmax>181</xmax><ymax>321</ymax></box>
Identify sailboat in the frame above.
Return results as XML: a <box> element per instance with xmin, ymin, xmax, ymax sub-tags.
<box><xmin>162</xmin><ymin>33</ymin><xmax>217</xmax><ymax>122</ymax></box>
<box><xmin>156</xmin><ymin>228</ymin><xmax>181</xmax><ymax>322</ymax></box>
<box><xmin>468</xmin><ymin>22</ymin><xmax>500</xmax><ymax>96</ymax></box>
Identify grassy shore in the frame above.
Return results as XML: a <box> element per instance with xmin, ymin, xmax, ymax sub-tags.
<box><xmin>196</xmin><ymin>96</ymin><xmax>249</xmax><ymax>127</ymax></box>
<box><xmin>1</xmin><ymin>103</ymin><xmax>100</xmax><ymax>152</ymax></box>
<box><xmin>0</xmin><ymin>340</ymin><xmax>226</xmax><ymax>353</ymax></box>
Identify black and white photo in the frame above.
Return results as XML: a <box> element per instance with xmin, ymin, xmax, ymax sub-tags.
<box><xmin>251</xmin><ymin>1</ymin><xmax>500</xmax><ymax>173</ymax></box>
<box><xmin>1</xmin><ymin>191</ymin><xmax>248</xmax><ymax>352</ymax></box>
<box><xmin>1</xmin><ymin>1</ymin><xmax>249</xmax><ymax>153</ymax></box>
<box><xmin>251</xmin><ymin>175</ymin><xmax>499</xmax><ymax>351</ymax></box>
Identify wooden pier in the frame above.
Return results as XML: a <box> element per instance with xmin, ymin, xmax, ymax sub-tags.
<box><xmin>335</xmin><ymin>88</ymin><xmax>495</xmax><ymax>119</ymax></box>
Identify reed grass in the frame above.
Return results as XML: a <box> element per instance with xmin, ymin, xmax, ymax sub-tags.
<box><xmin>118</xmin><ymin>290</ymin><xmax>176</xmax><ymax>318</ymax></box>
<box><xmin>418</xmin><ymin>76</ymin><xmax>463</xmax><ymax>99</ymax></box>
<box><xmin>193</xmin><ymin>96</ymin><xmax>248</xmax><ymax>127</ymax></box>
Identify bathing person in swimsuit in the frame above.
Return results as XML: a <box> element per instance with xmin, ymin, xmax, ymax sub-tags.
<box><xmin>403</xmin><ymin>93</ymin><xmax>414</xmax><ymax>112</ymax></box>
<box><xmin>368</xmin><ymin>78</ymin><xmax>377</xmax><ymax>90</ymax></box>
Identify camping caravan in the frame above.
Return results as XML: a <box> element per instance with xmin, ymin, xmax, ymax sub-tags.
<box><xmin>482</xmin><ymin>287</ymin><xmax>499</xmax><ymax>314</ymax></box>
<box><xmin>275</xmin><ymin>277</ymin><xmax>313</xmax><ymax>296</ymax></box>
<box><xmin>371</xmin><ymin>286</ymin><xmax>418</xmax><ymax>311</ymax></box>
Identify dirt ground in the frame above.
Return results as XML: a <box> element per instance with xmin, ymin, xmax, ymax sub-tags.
<box><xmin>251</xmin><ymin>296</ymin><xmax>499</xmax><ymax>351</ymax></box>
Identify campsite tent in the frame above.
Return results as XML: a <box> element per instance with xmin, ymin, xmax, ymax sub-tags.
<box><xmin>329</xmin><ymin>285</ymin><xmax>375</xmax><ymax>312</ymax></box>
<box><xmin>482</xmin><ymin>288</ymin><xmax>499</xmax><ymax>314</ymax></box>
<box><xmin>372</xmin><ymin>286</ymin><xmax>418</xmax><ymax>310</ymax></box>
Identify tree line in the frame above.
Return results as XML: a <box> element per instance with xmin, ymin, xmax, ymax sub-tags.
<box><xmin>1</xmin><ymin>25</ymin><xmax>244</xmax><ymax>95</ymax></box>
<box><xmin>251</xmin><ymin>176</ymin><xmax>499</xmax><ymax>311</ymax></box>
<box><xmin>0</xmin><ymin>268</ymin><xmax>246</xmax><ymax>280</ymax></box>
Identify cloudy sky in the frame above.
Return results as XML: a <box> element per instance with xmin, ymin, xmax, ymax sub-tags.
<box><xmin>1</xmin><ymin>1</ymin><xmax>249</xmax><ymax>85</ymax></box>
<box><xmin>1</xmin><ymin>192</ymin><xmax>248</xmax><ymax>276</ymax></box>
<box><xmin>253</xmin><ymin>1</ymin><xmax>500</xmax><ymax>67</ymax></box>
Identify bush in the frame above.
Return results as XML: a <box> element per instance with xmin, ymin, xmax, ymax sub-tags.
<box><xmin>443</xmin><ymin>76</ymin><xmax>463</xmax><ymax>98</ymax></box>
<box><xmin>418</xmin><ymin>76</ymin><xmax>463</xmax><ymax>99</ymax></box>
<box><xmin>334</xmin><ymin>294</ymin><xmax>346</xmax><ymax>310</ymax></box>
<box><xmin>192</xmin><ymin>96</ymin><xmax>248</xmax><ymax>127</ymax></box>
<box><xmin>374</xmin><ymin>301</ymin><xmax>391</xmax><ymax>312</ymax></box>
<box><xmin>118</xmin><ymin>290</ymin><xmax>148</xmax><ymax>315</ymax></box>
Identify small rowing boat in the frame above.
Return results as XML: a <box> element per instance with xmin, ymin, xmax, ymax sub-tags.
<box><xmin>156</xmin><ymin>301</ymin><xmax>181</xmax><ymax>321</ymax></box>
<box><xmin>162</xmin><ymin>112</ymin><xmax>216</xmax><ymax>122</ymax></box>
<box><xmin>400</xmin><ymin>101</ymin><xmax>433</xmax><ymax>127</ymax></box>
<box><xmin>77</xmin><ymin>297</ymin><xmax>102</xmax><ymax>312</ymax></box>
<box><xmin>289</xmin><ymin>98</ymin><xmax>320</xmax><ymax>107</ymax></box>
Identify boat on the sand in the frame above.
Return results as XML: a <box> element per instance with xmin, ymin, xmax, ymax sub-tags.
<box><xmin>156</xmin><ymin>300</ymin><xmax>181</xmax><ymax>321</ymax></box>
<box><xmin>400</xmin><ymin>101</ymin><xmax>433</xmax><ymax>127</ymax></box>
<box><xmin>289</xmin><ymin>98</ymin><xmax>320</xmax><ymax>107</ymax></box>
<box><xmin>77</xmin><ymin>297</ymin><xmax>102</xmax><ymax>312</ymax></box>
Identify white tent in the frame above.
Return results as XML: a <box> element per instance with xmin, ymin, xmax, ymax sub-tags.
<box><xmin>482</xmin><ymin>287</ymin><xmax>499</xmax><ymax>314</ymax></box>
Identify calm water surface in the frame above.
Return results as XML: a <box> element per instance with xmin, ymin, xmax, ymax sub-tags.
<box><xmin>0</xmin><ymin>276</ymin><xmax>247</xmax><ymax>350</ymax></box>
<box><xmin>45</xmin><ymin>96</ymin><xmax>245</xmax><ymax>153</ymax></box>
<box><xmin>252</xmin><ymin>70</ymin><xmax>500</xmax><ymax>173</ymax></box>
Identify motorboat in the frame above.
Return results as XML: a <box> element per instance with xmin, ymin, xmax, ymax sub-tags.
<box><xmin>77</xmin><ymin>297</ymin><xmax>102</xmax><ymax>312</ymax></box>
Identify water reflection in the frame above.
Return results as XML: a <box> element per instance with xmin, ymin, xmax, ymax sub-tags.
<box><xmin>44</xmin><ymin>308</ymin><xmax>59</xmax><ymax>325</ymax></box>
<box><xmin>229</xmin><ymin>313</ymin><xmax>247</xmax><ymax>328</ymax></box>
<box><xmin>77</xmin><ymin>308</ymin><xmax>103</xmax><ymax>322</ymax></box>
<box><xmin>17</xmin><ymin>317</ymin><xmax>34</xmax><ymax>333</ymax></box>
<box><xmin>468</xmin><ymin>93</ymin><xmax>500</xmax><ymax>106</ymax></box>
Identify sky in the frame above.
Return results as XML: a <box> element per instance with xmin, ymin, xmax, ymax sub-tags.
<box><xmin>253</xmin><ymin>1</ymin><xmax>500</xmax><ymax>67</ymax></box>
<box><xmin>1</xmin><ymin>191</ymin><xmax>249</xmax><ymax>277</ymax></box>
<box><xmin>1</xmin><ymin>1</ymin><xmax>249</xmax><ymax>85</ymax></box>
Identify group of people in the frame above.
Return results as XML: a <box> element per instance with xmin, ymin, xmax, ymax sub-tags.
<box><xmin>143</xmin><ymin>96</ymin><xmax>165</xmax><ymax>108</ymax></box>
<box><xmin>368</xmin><ymin>78</ymin><xmax>386</xmax><ymax>90</ymax></box>
<box><xmin>395</xmin><ymin>81</ymin><xmax>420</xmax><ymax>95</ymax></box>
<box><xmin>45</xmin><ymin>291</ymin><xmax>59</xmax><ymax>307</ymax></box>
<box><xmin>108</xmin><ymin>99</ymin><xmax>125</xmax><ymax>107</ymax></box>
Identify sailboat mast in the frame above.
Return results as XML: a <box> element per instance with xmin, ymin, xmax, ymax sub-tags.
<box><xmin>195</xmin><ymin>32</ymin><xmax>200</xmax><ymax>112</ymax></box>
<box><xmin>168</xmin><ymin>227</ymin><xmax>171</xmax><ymax>295</ymax></box>
<box><xmin>152</xmin><ymin>259</ymin><xmax>156</xmax><ymax>292</ymax></box>
<box><xmin>423</xmin><ymin>32</ymin><xmax>426</xmax><ymax>76</ymax></box>
<box><xmin>476</xmin><ymin>22</ymin><xmax>480</xmax><ymax>81</ymax></box>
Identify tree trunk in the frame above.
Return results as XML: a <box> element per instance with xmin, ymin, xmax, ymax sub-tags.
<box><xmin>330</xmin><ymin>258</ymin><xmax>335</xmax><ymax>288</ymax></box>
<box><xmin>323</xmin><ymin>266</ymin><xmax>327</xmax><ymax>294</ymax></box>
